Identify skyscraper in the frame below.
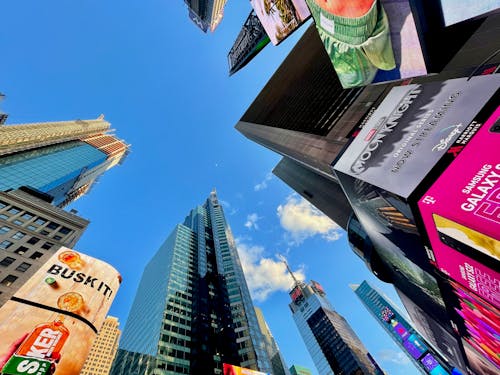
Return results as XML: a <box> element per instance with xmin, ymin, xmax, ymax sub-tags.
<box><xmin>254</xmin><ymin>307</ymin><xmax>290</xmax><ymax>375</ymax></box>
<box><xmin>286</xmin><ymin>265</ymin><xmax>384</xmax><ymax>375</ymax></box>
<box><xmin>0</xmin><ymin>116</ymin><xmax>129</xmax><ymax>207</ymax></box>
<box><xmin>351</xmin><ymin>281</ymin><xmax>454</xmax><ymax>375</ymax></box>
<box><xmin>111</xmin><ymin>190</ymin><xmax>272</xmax><ymax>375</ymax></box>
<box><xmin>184</xmin><ymin>0</ymin><xmax>228</xmax><ymax>33</ymax></box>
<box><xmin>81</xmin><ymin>316</ymin><xmax>121</xmax><ymax>375</ymax></box>
<box><xmin>289</xmin><ymin>365</ymin><xmax>312</xmax><ymax>375</ymax></box>
<box><xmin>0</xmin><ymin>188</ymin><xmax>88</xmax><ymax>306</ymax></box>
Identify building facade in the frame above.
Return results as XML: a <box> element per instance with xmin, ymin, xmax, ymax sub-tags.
<box><xmin>184</xmin><ymin>0</ymin><xmax>227</xmax><ymax>32</ymax></box>
<box><xmin>0</xmin><ymin>188</ymin><xmax>88</xmax><ymax>306</ymax></box>
<box><xmin>111</xmin><ymin>190</ymin><xmax>272</xmax><ymax>375</ymax></box>
<box><xmin>352</xmin><ymin>281</ymin><xmax>453</xmax><ymax>375</ymax></box>
<box><xmin>0</xmin><ymin>116</ymin><xmax>129</xmax><ymax>207</ymax></box>
<box><xmin>287</xmin><ymin>273</ymin><xmax>384</xmax><ymax>375</ymax></box>
<box><xmin>254</xmin><ymin>307</ymin><xmax>290</xmax><ymax>375</ymax></box>
<box><xmin>81</xmin><ymin>316</ymin><xmax>122</xmax><ymax>375</ymax></box>
<box><xmin>288</xmin><ymin>364</ymin><xmax>312</xmax><ymax>375</ymax></box>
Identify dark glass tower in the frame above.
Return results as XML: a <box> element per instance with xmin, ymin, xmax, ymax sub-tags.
<box><xmin>111</xmin><ymin>190</ymin><xmax>272</xmax><ymax>375</ymax></box>
<box><xmin>286</xmin><ymin>267</ymin><xmax>384</xmax><ymax>375</ymax></box>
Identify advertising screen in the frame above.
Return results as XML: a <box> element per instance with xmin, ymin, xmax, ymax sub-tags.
<box><xmin>250</xmin><ymin>0</ymin><xmax>310</xmax><ymax>45</ymax></box>
<box><xmin>439</xmin><ymin>1</ymin><xmax>500</xmax><ymax>26</ymax></box>
<box><xmin>228</xmin><ymin>10</ymin><xmax>270</xmax><ymax>75</ymax></box>
<box><xmin>311</xmin><ymin>280</ymin><xmax>325</xmax><ymax>294</ymax></box>
<box><xmin>391</xmin><ymin>319</ymin><xmax>409</xmax><ymax>340</ymax></box>
<box><xmin>290</xmin><ymin>286</ymin><xmax>303</xmax><ymax>302</ymax></box>
<box><xmin>223</xmin><ymin>363</ymin><xmax>270</xmax><ymax>375</ymax></box>
<box><xmin>418</xmin><ymin>105</ymin><xmax>500</xmax><ymax>308</ymax></box>
<box><xmin>403</xmin><ymin>333</ymin><xmax>428</xmax><ymax>359</ymax></box>
<box><xmin>0</xmin><ymin>247</ymin><xmax>121</xmax><ymax>375</ymax></box>
<box><xmin>305</xmin><ymin>0</ymin><xmax>427</xmax><ymax>88</ymax></box>
<box><xmin>381</xmin><ymin>306</ymin><xmax>394</xmax><ymax>322</ymax></box>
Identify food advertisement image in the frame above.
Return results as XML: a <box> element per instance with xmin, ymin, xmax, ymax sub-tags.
<box><xmin>305</xmin><ymin>0</ymin><xmax>427</xmax><ymax>88</ymax></box>
<box><xmin>223</xmin><ymin>363</ymin><xmax>270</xmax><ymax>375</ymax></box>
<box><xmin>418</xmin><ymin>106</ymin><xmax>500</xmax><ymax>309</ymax></box>
<box><xmin>250</xmin><ymin>0</ymin><xmax>310</xmax><ymax>45</ymax></box>
<box><xmin>0</xmin><ymin>247</ymin><xmax>121</xmax><ymax>375</ymax></box>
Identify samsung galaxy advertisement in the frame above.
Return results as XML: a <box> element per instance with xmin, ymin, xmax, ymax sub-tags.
<box><xmin>0</xmin><ymin>247</ymin><xmax>121</xmax><ymax>375</ymax></box>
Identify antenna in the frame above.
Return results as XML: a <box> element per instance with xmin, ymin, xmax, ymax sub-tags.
<box><xmin>279</xmin><ymin>255</ymin><xmax>299</xmax><ymax>285</ymax></box>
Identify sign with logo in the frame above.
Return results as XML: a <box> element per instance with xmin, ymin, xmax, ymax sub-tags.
<box><xmin>0</xmin><ymin>247</ymin><xmax>121</xmax><ymax>375</ymax></box>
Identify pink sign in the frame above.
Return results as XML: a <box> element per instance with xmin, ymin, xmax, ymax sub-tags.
<box><xmin>418</xmin><ymin>106</ymin><xmax>500</xmax><ymax>308</ymax></box>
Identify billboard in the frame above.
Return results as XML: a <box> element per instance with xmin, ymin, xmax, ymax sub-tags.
<box><xmin>418</xmin><ymin>105</ymin><xmax>500</xmax><ymax>308</ymax></box>
<box><xmin>439</xmin><ymin>1</ymin><xmax>500</xmax><ymax>26</ymax></box>
<box><xmin>223</xmin><ymin>363</ymin><xmax>270</xmax><ymax>375</ymax></box>
<box><xmin>0</xmin><ymin>247</ymin><xmax>121</xmax><ymax>375</ymax></box>
<box><xmin>305</xmin><ymin>0</ymin><xmax>427</xmax><ymax>88</ymax></box>
<box><xmin>290</xmin><ymin>285</ymin><xmax>303</xmax><ymax>302</ymax></box>
<box><xmin>228</xmin><ymin>10</ymin><xmax>270</xmax><ymax>75</ymax></box>
<box><xmin>250</xmin><ymin>0</ymin><xmax>310</xmax><ymax>45</ymax></box>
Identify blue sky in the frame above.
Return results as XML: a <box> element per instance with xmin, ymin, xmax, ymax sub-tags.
<box><xmin>1</xmin><ymin>1</ymin><xmax>418</xmax><ymax>374</ymax></box>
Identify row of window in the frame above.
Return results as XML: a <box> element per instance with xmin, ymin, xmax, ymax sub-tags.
<box><xmin>0</xmin><ymin>256</ymin><xmax>31</xmax><ymax>272</ymax></box>
<box><xmin>0</xmin><ymin>237</ymin><xmax>53</xmax><ymax>250</ymax></box>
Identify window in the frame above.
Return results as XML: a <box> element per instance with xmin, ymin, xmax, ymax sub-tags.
<box><xmin>7</xmin><ymin>207</ymin><xmax>21</xmax><ymax>215</ymax></box>
<box><xmin>14</xmin><ymin>246</ymin><xmax>28</xmax><ymax>255</ymax></box>
<box><xmin>13</xmin><ymin>220</ymin><xmax>24</xmax><ymax>226</ymax></box>
<box><xmin>0</xmin><ymin>214</ymin><xmax>9</xmax><ymax>220</ymax></box>
<box><xmin>15</xmin><ymin>262</ymin><xmax>31</xmax><ymax>272</ymax></box>
<box><xmin>34</xmin><ymin>218</ymin><xmax>47</xmax><ymax>225</ymax></box>
<box><xmin>0</xmin><ymin>201</ymin><xmax>7</xmax><ymax>209</ymax></box>
<box><xmin>41</xmin><ymin>242</ymin><xmax>54</xmax><ymax>250</ymax></box>
<box><xmin>21</xmin><ymin>212</ymin><xmax>34</xmax><ymax>220</ymax></box>
<box><xmin>30</xmin><ymin>252</ymin><xmax>44</xmax><ymax>260</ymax></box>
<box><xmin>27</xmin><ymin>237</ymin><xmax>40</xmax><ymax>245</ymax></box>
<box><xmin>0</xmin><ymin>226</ymin><xmax>11</xmax><ymax>235</ymax></box>
<box><xmin>0</xmin><ymin>240</ymin><xmax>13</xmax><ymax>249</ymax></box>
<box><xmin>58</xmin><ymin>227</ymin><xmax>71</xmax><ymax>235</ymax></box>
<box><xmin>27</xmin><ymin>225</ymin><xmax>37</xmax><ymax>231</ymax></box>
<box><xmin>53</xmin><ymin>235</ymin><xmax>62</xmax><ymax>241</ymax></box>
<box><xmin>46</xmin><ymin>222</ymin><xmax>59</xmax><ymax>230</ymax></box>
<box><xmin>0</xmin><ymin>257</ymin><xmax>15</xmax><ymax>267</ymax></box>
<box><xmin>11</xmin><ymin>231</ymin><xmax>26</xmax><ymax>240</ymax></box>
<box><xmin>1</xmin><ymin>275</ymin><xmax>18</xmax><ymax>286</ymax></box>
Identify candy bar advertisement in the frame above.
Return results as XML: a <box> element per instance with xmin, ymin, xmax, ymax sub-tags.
<box><xmin>418</xmin><ymin>106</ymin><xmax>500</xmax><ymax>309</ymax></box>
<box><xmin>334</xmin><ymin>76</ymin><xmax>500</xmax><ymax>199</ymax></box>
<box><xmin>0</xmin><ymin>247</ymin><xmax>121</xmax><ymax>375</ymax></box>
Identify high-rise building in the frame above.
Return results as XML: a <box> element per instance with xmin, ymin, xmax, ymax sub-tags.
<box><xmin>0</xmin><ymin>93</ymin><xmax>7</xmax><ymax>124</ymax></box>
<box><xmin>254</xmin><ymin>306</ymin><xmax>290</xmax><ymax>375</ymax></box>
<box><xmin>0</xmin><ymin>116</ymin><xmax>129</xmax><ymax>207</ymax></box>
<box><xmin>184</xmin><ymin>0</ymin><xmax>227</xmax><ymax>33</ymax></box>
<box><xmin>351</xmin><ymin>281</ymin><xmax>454</xmax><ymax>375</ymax></box>
<box><xmin>286</xmin><ymin>265</ymin><xmax>384</xmax><ymax>375</ymax></box>
<box><xmin>111</xmin><ymin>190</ymin><xmax>272</xmax><ymax>375</ymax></box>
<box><xmin>0</xmin><ymin>188</ymin><xmax>88</xmax><ymax>306</ymax></box>
<box><xmin>288</xmin><ymin>365</ymin><xmax>312</xmax><ymax>375</ymax></box>
<box><xmin>81</xmin><ymin>316</ymin><xmax>122</xmax><ymax>375</ymax></box>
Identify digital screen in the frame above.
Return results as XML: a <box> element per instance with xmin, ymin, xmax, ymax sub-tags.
<box><xmin>430</xmin><ymin>364</ymin><xmax>450</xmax><ymax>375</ymax></box>
<box><xmin>290</xmin><ymin>286</ymin><xmax>303</xmax><ymax>302</ymax></box>
<box><xmin>403</xmin><ymin>334</ymin><xmax>428</xmax><ymax>360</ymax></box>
<box><xmin>421</xmin><ymin>353</ymin><xmax>440</xmax><ymax>371</ymax></box>
<box><xmin>381</xmin><ymin>306</ymin><xmax>395</xmax><ymax>322</ymax></box>
<box><xmin>392</xmin><ymin>321</ymin><xmax>410</xmax><ymax>340</ymax></box>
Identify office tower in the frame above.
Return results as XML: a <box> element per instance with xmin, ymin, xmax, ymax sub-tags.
<box><xmin>0</xmin><ymin>116</ymin><xmax>129</xmax><ymax>207</ymax></box>
<box><xmin>111</xmin><ymin>190</ymin><xmax>272</xmax><ymax>375</ymax></box>
<box><xmin>254</xmin><ymin>306</ymin><xmax>290</xmax><ymax>375</ymax></box>
<box><xmin>351</xmin><ymin>281</ymin><xmax>453</xmax><ymax>374</ymax></box>
<box><xmin>0</xmin><ymin>188</ymin><xmax>88</xmax><ymax>306</ymax></box>
<box><xmin>288</xmin><ymin>365</ymin><xmax>312</xmax><ymax>375</ymax></box>
<box><xmin>286</xmin><ymin>265</ymin><xmax>384</xmax><ymax>375</ymax></box>
<box><xmin>184</xmin><ymin>0</ymin><xmax>227</xmax><ymax>33</ymax></box>
<box><xmin>0</xmin><ymin>93</ymin><xmax>7</xmax><ymax>124</ymax></box>
<box><xmin>81</xmin><ymin>316</ymin><xmax>122</xmax><ymax>375</ymax></box>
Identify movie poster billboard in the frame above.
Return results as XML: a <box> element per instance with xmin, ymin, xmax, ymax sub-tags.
<box><xmin>228</xmin><ymin>10</ymin><xmax>270</xmax><ymax>75</ymax></box>
<box><xmin>250</xmin><ymin>0</ymin><xmax>310</xmax><ymax>45</ymax></box>
<box><xmin>439</xmin><ymin>0</ymin><xmax>500</xmax><ymax>26</ymax></box>
<box><xmin>0</xmin><ymin>247</ymin><xmax>121</xmax><ymax>375</ymax></box>
<box><xmin>223</xmin><ymin>363</ymin><xmax>270</xmax><ymax>375</ymax></box>
<box><xmin>305</xmin><ymin>0</ymin><xmax>427</xmax><ymax>88</ymax></box>
<box><xmin>418</xmin><ymin>106</ymin><xmax>500</xmax><ymax>309</ymax></box>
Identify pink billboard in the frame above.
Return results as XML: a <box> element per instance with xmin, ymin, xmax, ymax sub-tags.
<box><xmin>418</xmin><ymin>106</ymin><xmax>500</xmax><ymax>309</ymax></box>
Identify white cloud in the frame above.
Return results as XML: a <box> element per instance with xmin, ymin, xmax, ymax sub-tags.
<box><xmin>244</xmin><ymin>213</ymin><xmax>260</xmax><ymax>230</ymax></box>
<box><xmin>377</xmin><ymin>349</ymin><xmax>411</xmax><ymax>365</ymax></box>
<box><xmin>254</xmin><ymin>172</ymin><xmax>273</xmax><ymax>191</ymax></box>
<box><xmin>220</xmin><ymin>199</ymin><xmax>238</xmax><ymax>215</ymax></box>
<box><xmin>236</xmin><ymin>239</ymin><xmax>305</xmax><ymax>302</ymax></box>
<box><xmin>277</xmin><ymin>194</ymin><xmax>343</xmax><ymax>245</ymax></box>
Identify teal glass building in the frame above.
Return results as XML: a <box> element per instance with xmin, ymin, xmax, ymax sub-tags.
<box><xmin>111</xmin><ymin>191</ymin><xmax>272</xmax><ymax>375</ymax></box>
<box><xmin>351</xmin><ymin>281</ymin><xmax>454</xmax><ymax>375</ymax></box>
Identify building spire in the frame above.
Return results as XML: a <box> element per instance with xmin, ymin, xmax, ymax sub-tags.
<box><xmin>280</xmin><ymin>255</ymin><xmax>300</xmax><ymax>286</ymax></box>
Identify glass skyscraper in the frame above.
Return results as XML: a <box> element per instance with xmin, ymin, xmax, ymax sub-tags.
<box><xmin>0</xmin><ymin>116</ymin><xmax>129</xmax><ymax>207</ymax></box>
<box><xmin>287</xmin><ymin>273</ymin><xmax>384</xmax><ymax>375</ymax></box>
<box><xmin>351</xmin><ymin>281</ymin><xmax>454</xmax><ymax>375</ymax></box>
<box><xmin>111</xmin><ymin>190</ymin><xmax>272</xmax><ymax>375</ymax></box>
